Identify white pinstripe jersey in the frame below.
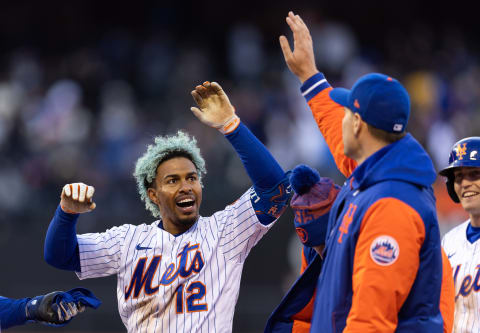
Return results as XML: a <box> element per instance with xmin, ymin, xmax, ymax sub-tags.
<box><xmin>75</xmin><ymin>190</ymin><xmax>273</xmax><ymax>332</ymax></box>
<box><xmin>442</xmin><ymin>220</ymin><xmax>480</xmax><ymax>333</ymax></box>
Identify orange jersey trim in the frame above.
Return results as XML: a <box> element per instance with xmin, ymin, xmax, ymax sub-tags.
<box><xmin>345</xmin><ymin>198</ymin><xmax>426</xmax><ymax>332</ymax></box>
<box><xmin>308</xmin><ymin>87</ymin><xmax>357</xmax><ymax>177</ymax></box>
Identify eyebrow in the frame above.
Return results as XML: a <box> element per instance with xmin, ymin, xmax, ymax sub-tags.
<box><xmin>163</xmin><ymin>171</ymin><xmax>198</xmax><ymax>179</ymax></box>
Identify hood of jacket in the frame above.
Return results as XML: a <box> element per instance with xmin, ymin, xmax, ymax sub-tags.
<box><xmin>351</xmin><ymin>133</ymin><xmax>436</xmax><ymax>190</ymax></box>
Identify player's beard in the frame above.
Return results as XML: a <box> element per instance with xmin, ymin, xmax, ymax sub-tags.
<box><xmin>178</xmin><ymin>215</ymin><xmax>198</xmax><ymax>227</ymax></box>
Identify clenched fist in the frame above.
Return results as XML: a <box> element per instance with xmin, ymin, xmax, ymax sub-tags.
<box><xmin>60</xmin><ymin>183</ymin><xmax>96</xmax><ymax>214</ymax></box>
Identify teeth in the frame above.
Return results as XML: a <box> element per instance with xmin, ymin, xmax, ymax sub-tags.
<box><xmin>463</xmin><ymin>192</ymin><xmax>479</xmax><ymax>198</ymax></box>
<box><xmin>176</xmin><ymin>198</ymin><xmax>194</xmax><ymax>207</ymax></box>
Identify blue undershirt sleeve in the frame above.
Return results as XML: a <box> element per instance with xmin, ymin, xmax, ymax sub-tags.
<box><xmin>0</xmin><ymin>296</ymin><xmax>29</xmax><ymax>329</ymax></box>
<box><xmin>225</xmin><ymin>122</ymin><xmax>290</xmax><ymax>224</ymax></box>
<box><xmin>225</xmin><ymin>121</ymin><xmax>285</xmax><ymax>190</ymax></box>
<box><xmin>44</xmin><ymin>205</ymin><xmax>81</xmax><ymax>272</ymax></box>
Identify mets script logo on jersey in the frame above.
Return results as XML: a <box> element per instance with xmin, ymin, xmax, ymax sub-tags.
<box><xmin>370</xmin><ymin>235</ymin><xmax>399</xmax><ymax>266</ymax></box>
<box><xmin>125</xmin><ymin>242</ymin><xmax>204</xmax><ymax>301</ymax></box>
<box><xmin>455</xmin><ymin>143</ymin><xmax>468</xmax><ymax>160</ymax></box>
<box><xmin>453</xmin><ymin>264</ymin><xmax>480</xmax><ymax>301</ymax></box>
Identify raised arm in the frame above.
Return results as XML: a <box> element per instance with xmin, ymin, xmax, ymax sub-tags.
<box><xmin>280</xmin><ymin>11</ymin><xmax>357</xmax><ymax>177</ymax></box>
<box><xmin>44</xmin><ymin>183</ymin><xmax>96</xmax><ymax>271</ymax></box>
<box><xmin>191</xmin><ymin>81</ymin><xmax>290</xmax><ymax>224</ymax></box>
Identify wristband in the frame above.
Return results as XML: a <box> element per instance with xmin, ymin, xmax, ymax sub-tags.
<box><xmin>219</xmin><ymin>115</ymin><xmax>240</xmax><ymax>135</ymax></box>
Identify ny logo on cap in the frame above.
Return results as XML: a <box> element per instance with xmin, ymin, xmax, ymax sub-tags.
<box><xmin>455</xmin><ymin>143</ymin><xmax>467</xmax><ymax>160</ymax></box>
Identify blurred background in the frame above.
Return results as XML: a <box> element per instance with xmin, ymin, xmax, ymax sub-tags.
<box><xmin>1</xmin><ymin>0</ymin><xmax>478</xmax><ymax>331</ymax></box>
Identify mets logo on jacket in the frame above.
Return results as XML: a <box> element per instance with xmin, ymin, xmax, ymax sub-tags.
<box><xmin>370</xmin><ymin>235</ymin><xmax>399</xmax><ymax>266</ymax></box>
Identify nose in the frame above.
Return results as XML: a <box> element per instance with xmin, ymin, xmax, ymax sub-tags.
<box><xmin>179</xmin><ymin>180</ymin><xmax>193</xmax><ymax>193</ymax></box>
<box><xmin>460</xmin><ymin>177</ymin><xmax>473</xmax><ymax>188</ymax></box>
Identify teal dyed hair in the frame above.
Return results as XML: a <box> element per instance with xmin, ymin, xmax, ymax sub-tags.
<box><xmin>134</xmin><ymin>131</ymin><xmax>206</xmax><ymax>218</ymax></box>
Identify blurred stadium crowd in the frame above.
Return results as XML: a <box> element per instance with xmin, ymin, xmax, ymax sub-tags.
<box><xmin>0</xmin><ymin>1</ymin><xmax>478</xmax><ymax>332</ymax></box>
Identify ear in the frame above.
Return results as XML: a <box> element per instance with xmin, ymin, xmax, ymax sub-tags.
<box><xmin>352</xmin><ymin>113</ymin><xmax>364</xmax><ymax>137</ymax></box>
<box><xmin>147</xmin><ymin>187</ymin><xmax>158</xmax><ymax>205</ymax></box>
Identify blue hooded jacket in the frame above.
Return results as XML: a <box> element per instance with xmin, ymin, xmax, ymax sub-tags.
<box><xmin>311</xmin><ymin>133</ymin><xmax>443</xmax><ymax>332</ymax></box>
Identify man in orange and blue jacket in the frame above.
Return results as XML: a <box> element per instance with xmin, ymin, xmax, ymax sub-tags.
<box><xmin>276</xmin><ymin>11</ymin><xmax>454</xmax><ymax>333</ymax></box>
<box><xmin>265</xmin><ymin>165</ymin><xmax>454</xmax><ymax>333</ymax></box>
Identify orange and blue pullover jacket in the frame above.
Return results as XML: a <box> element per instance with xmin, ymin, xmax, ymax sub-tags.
<box><xmin>303</xmin><ymin>73</ymin><xmax>452</xmax><ymax>332</ymax></box>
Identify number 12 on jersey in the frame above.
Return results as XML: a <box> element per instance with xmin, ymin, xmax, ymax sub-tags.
<box><xmin>175</xmin><ymin>281</ymin><xmax>208</xmax><ymax>313</ymax></box>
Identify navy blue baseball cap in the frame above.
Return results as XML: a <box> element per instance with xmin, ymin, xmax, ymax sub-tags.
<box><xmin>329</xmin><ymin>73</ymin><xmax>410</xmax><ymax>133</ymax></box>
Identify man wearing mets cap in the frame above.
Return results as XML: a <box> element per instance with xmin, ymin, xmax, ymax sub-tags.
<box><xmin>279</xmin><ymin>11</ymin><xmax>454</xmax><ymax>333</ymax></box>
<box><xmin>330</xmin><ymin>73</ymin><xmax>410</xmax><ymax>134</ymax></box>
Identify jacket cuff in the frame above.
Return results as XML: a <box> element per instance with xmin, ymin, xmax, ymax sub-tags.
<box><xmin>300</xmin><ymin>73</ymin><xmax>331</xmax><ymax>102</ymax></box>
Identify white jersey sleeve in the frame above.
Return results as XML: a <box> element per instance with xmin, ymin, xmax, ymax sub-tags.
<box><xmin>216</xmin><ymin>188</ymin><xmax>274</xmax><ymax>264</ymax></box>
<box><xmin>76</xmin><ymin>224</ymin><xmax>131</xmax><ymax>279</ymax></box>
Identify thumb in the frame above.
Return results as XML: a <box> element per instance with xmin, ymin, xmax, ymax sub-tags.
<box><xmin>279</xmin><ymin>35</ymin><xmax>294</xmax><ymax>62</ymax></box>
<box><xmin>89</xmin><ymin>202</ymin><xmax>96</xmax><ymax>211</ymax></box>
<box><xmin>190</xmin><ymin>106</ymin><xmax>204</xmax><ymax>120</ymax></box>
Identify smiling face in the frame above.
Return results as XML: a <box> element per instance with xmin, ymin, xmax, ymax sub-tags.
<box><xmin>453</xmin><ymin>167</ymin><xmax>480</xmax><ymax>218</ymax></box>
<box><xmin>147</xmin><ymin>156</ymin><xmax>202</xmax><ymax>235</ymax></box>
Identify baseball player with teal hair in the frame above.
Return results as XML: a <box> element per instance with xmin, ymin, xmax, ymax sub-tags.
<box><xmin>43</xmin><ymin>81</ymin><xmax>291</xmax><ymax>332</ymax></box>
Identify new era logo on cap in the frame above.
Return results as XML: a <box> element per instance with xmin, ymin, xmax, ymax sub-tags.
<box><xmin>354</xmin><ymin>99</ymin><xmax>360</xmax><ymax>109</ymax></box>
<box><xmin>393</xmin><ymin>124</ymin><xmax>403</xmax><ymax>132</ymax></box>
